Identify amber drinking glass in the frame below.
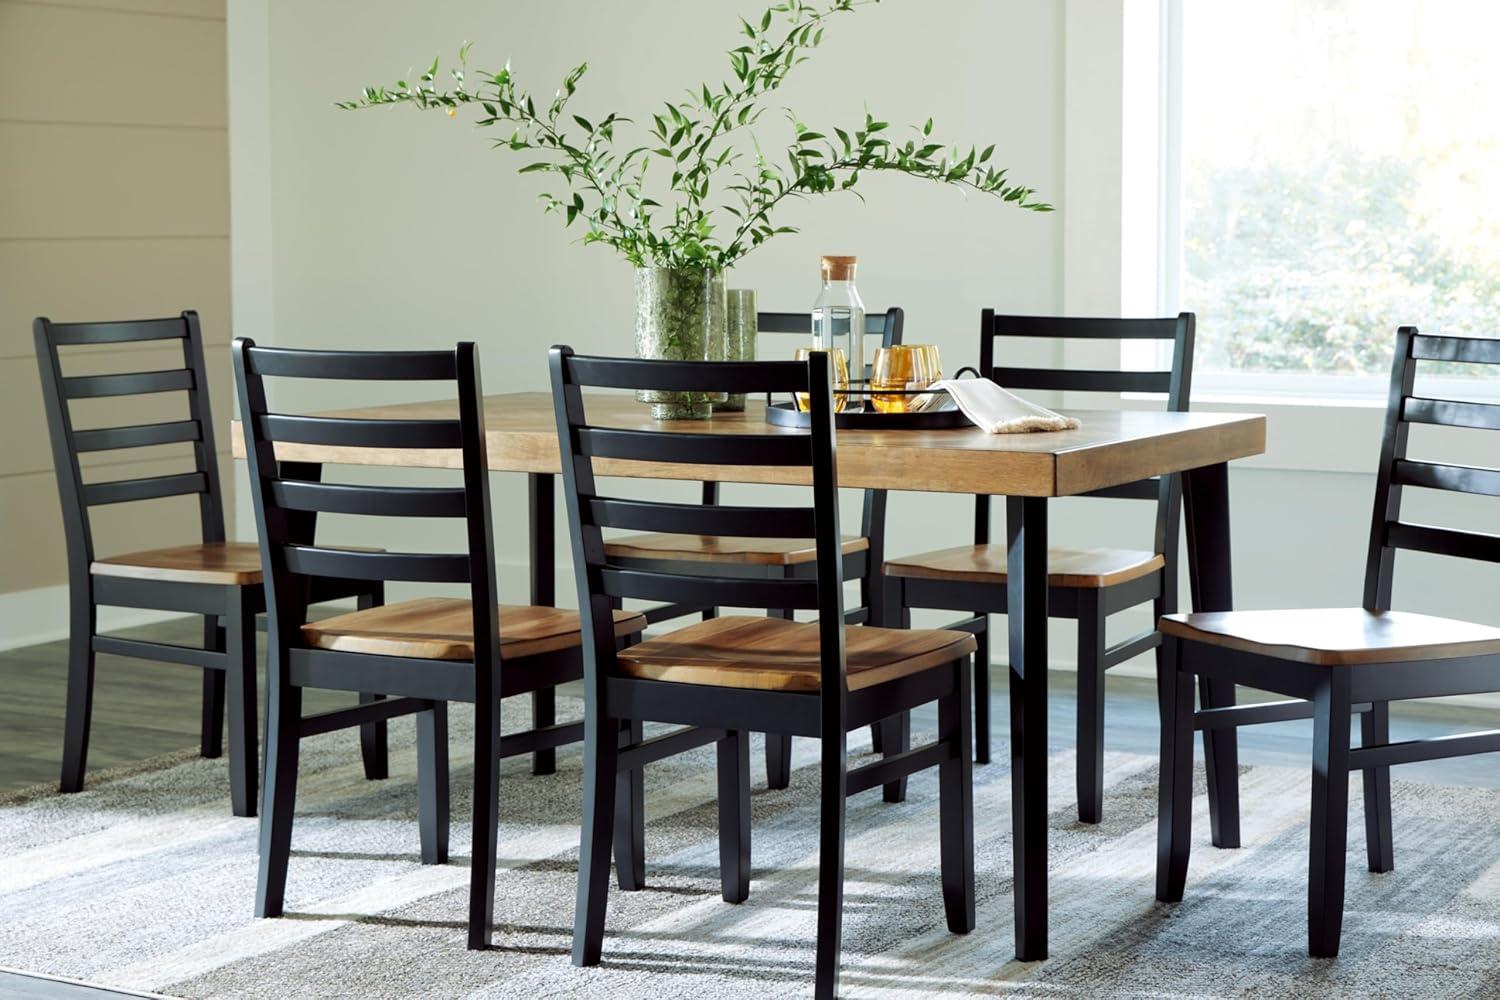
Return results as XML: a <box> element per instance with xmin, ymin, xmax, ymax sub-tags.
<box><xmin>911</xmin><ymin>344</ymin><xmax>943</xmax><ymax>411</ymax></box>
<box><xmin>794</xmin><ymin>347</ymin><xmax>850</xmax><ymax>413</ymax></box>
<box><xmin>870</xmin><ymin>345</ymin><xmax>932</xmax><ymax>413</ymax></box>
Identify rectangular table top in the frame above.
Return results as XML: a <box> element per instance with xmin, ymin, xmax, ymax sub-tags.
<box><xmin>230</xmin><ymin>392</ymin><xmax>1265</xmax><ymax>497</ymax></box>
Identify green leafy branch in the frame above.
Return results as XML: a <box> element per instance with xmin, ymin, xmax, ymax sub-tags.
<box><xmin>337</xmin><ymin>0</ymin><xmax>1053</xmax><ymax>272</ymax></box>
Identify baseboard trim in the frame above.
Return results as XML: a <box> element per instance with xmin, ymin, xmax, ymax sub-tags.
<box><xmin>0</xmin><ymin>585</ymin><xmax>181</xmax><ymax>654</ymax></box>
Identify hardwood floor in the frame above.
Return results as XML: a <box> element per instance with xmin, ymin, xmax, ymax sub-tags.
<box><xmin>2</xmin><ymin>616</ymin><xmax>1497</xmax><ymax>798</ymax></box>
<box><xmin>0</xmin><ymin>616</ymin><xmax>352</xmax><ymax>798</ymax></box>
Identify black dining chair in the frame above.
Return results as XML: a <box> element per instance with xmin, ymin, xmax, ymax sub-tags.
<box><xmin>1156</xmin><ymin>326</ymin><xmax>1500</xmax><ymax>957</ymax></box>
<box><xmin>550</xmin><ymin>346</ymin><xmax>976</xmax><ymax>999</ymax></box>
<box><xmin>603</xmin><ymin>308</ymin><xmax>905</xmax><ymax>791</ymax></box>
<box><xmin>34</xmin><ymin>311</ymin><xmax>386</xmax><ymax>816</ymax></box>
<box><xmin>883</xmin><ymin>312</ymin><xmax>1194</xmax><ymax>819</ymax></box>
<box><xmin>234</xmin><ymin>338</ymin><xmax>646</xmax><ymax>948</ymax></box>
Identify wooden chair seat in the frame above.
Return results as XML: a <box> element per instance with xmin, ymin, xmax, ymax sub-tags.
<box><xmin>301</xmin><ymin>596</ymin><xmax>647</xmax><ymax>661</ymax></box>
<box><xmin>617</xmin><ymin>615</ymin><xmax>976</xmax><ymax>692</ymax></box>
<box><xmin>91</xmin><ymin>541</ymin><xmax>265</xmax><ymax>585</ymax></box>
<box><xmin>604</xmin><ymin>533</ymin><xmax>869</xmax><ymax>567</ymax></box>
<box><xmin>885</xmin><ymin>544</ymin><xmax>1165</xmax><ymax>589</ymax></box>
<box><xmin>1159</xmin><ymin>608</ymin><xmax>1500</xmax><ymax>666</ymax></box>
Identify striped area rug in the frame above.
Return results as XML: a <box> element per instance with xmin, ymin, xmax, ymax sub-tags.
<box><xmin>1</xmin><ymin>698</ymin><xmax>1497</xmax><ymax>998</ymax></box>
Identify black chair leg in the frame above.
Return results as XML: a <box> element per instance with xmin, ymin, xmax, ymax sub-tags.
<box><xmin>59</xmin><ymin>588</ymin><xmax>97</xmax><ymax>794</ymax></box>
<box><xmin>225</xmin><ymin>590</ymin><xmax>259</xmax><ymax>818</ymax></box>
<box><xmin>813</xmin><ymin>730</ymin><xmax>847</xmax><ymax>1000</ymax></box>
<box><xmin>1076</xmin><ymin>597</ymin><xmax>1105</xmax><ymax>824</ymax></box>
<box><xmin>870</xmin><ymin>720</ymin><xmax>884</xmax><ymax>754</ymax></box>
<box><xmin>764</xmin><ymin>605</ymin><xmax>795</xmax><ymax>789</ymax></box>
<box><xmin>1360</xmin><ymin>700</ymin><xmax>1395</xmax><ymax>873</ymax></box>
<box><xmin>531</xmin><ymin>687</ymin><xmax>557</xmax><ymax>776</ymax></box>
<box><xmin>416</xmin><ymin>701</ymin><xmax>450</xmax><ymax>864</ymax></box>
<box><xmin>614</xmin><ymin>719</ymin><xmax>646</xmax><ymax>891</ymax></box>
<box><xmin>717</xmin><ymin>729</ymin><xmax>751</xmax><ymax>903</ymax></box>
<box><xmin>356</xmin><ymin>588</ymin><xmax>390</xmax><ymax>781</ymax></box>
<box><xmin>765</xmin><ymin>733</ymin><xmax>792</xmax><ymax>790</ymax></box>
<box><xmin>255</xmin><ymin>683</ymin><xmax>302</xmax><ymax>917</ymax></box>
<box><xmin>1199</xmin><ymin>674</ymin><xmax>1242</xmax><ymax>849</ymax></box>
<box><xmin>973</xmin><ymin>619</ymin><xmax>991</xmax><ymax>764</ymax></box>
<box><xmin>1155</xmin><ymin>638</ymin><xmax>1193</xmax><ymax>902</ymax></box>
<box><xmin>573</xmin><ymin>715</ymin><xmax>622</xmax><ymax>967</ymax></box>
<box><xmin>358</xmin><ymin>693</ymin><xmax>390</xmax><ymax>780</ymax></box>
<box><xmin>468</xmin><ymin>696</ymin><xmax>501</xmax><ymax>949</ymax></box>
<box><xmin>939</xmin><ymin>657</ymin><xmax>976</xmax><ymax>933</ymax></box>
<box><xmin>200</xmin><ymin>615</ymin><xmax>225</xmax><ymax>761</ymax></box>
<box><xmin>879</xmin><ymin>712</ymin><xmax>910</xmax><ymax>803</ymax></box>
<box><xmin>1308</xmin><ymin>673</ymin><xmax>1352</xmax><ymax>958</ymax></box>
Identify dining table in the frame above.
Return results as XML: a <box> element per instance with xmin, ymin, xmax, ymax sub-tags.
<box><xmin>231</xmin><ymin>391</ymin><xmax>1266</xmax><ymax>962</ymax></box>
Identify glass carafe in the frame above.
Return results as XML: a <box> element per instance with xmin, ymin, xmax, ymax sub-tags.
<box><xmin>811</xmin><ymin>255</ymin><xmax>865</xmax><ymax>408</ymax></box>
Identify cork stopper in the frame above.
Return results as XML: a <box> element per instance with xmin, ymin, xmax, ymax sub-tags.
<box><xmin>820</xmin><ymin>255</ymin><xmax>857</xmax><ymax>282</ymax></box>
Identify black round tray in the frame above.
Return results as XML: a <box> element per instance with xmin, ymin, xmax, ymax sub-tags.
<box><xmin>764</xmin><ymin>399</ymin><xmax>969</xmax><ymax>429</ymax></box>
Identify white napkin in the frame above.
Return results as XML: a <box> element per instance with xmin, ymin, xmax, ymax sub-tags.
<box><xmin>932</xmin><ymin>378</ymin><xmax>1081</xmax><ymax>434</ymax></box>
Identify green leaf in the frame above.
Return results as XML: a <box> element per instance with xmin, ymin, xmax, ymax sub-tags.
<box><xmin>517</xmin><ymin>162</ymin><xmax>552</xmax><ymax>173</ymax></box>
<box><xmin>923</xmin><ymin>117</ymin><xmax>933</xmax><ymax>136</ymax></box>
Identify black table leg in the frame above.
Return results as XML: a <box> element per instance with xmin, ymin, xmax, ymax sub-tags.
<box><xmin>1007</xmin><ymin>495</ymin><xmax>1048</xmax><ymax>961</ymax></box>
<box><xmin>529</xmin><ymin>473</ymin><xmax>557</xmax><ymax>776</ymax></box>
<box><xmin>1183</xmin><ymin>462</ymin><xmax>1240</xmax><ymax>849</ymax></box>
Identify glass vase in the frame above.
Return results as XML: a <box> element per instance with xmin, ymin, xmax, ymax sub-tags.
<box><xmin>715</xmin><ymin>288</ymin><xmax>758</xmax><ymax>412</ymax></box>
<box><xmin>634</xmin><ymin>266</ymin><xmax>726</xmax><ymax>420</ymax></box>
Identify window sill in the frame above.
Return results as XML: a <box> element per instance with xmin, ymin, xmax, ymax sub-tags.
<box><xmin>1109</xmin><ymin>392</ymin><xmax>1387</xmax><ymax>476</ymax></box>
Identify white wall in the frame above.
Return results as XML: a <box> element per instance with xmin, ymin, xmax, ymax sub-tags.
<box><xmin>235</xmin><ymin>0</ymin><xmax>1066</xmax><ymax>607</ymax></box>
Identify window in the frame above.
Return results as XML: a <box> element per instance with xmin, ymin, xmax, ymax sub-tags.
<box><xmin>1164</xmin><ymin>0</ymin><xmax>1500</xmax><ymax>400</ymax></box>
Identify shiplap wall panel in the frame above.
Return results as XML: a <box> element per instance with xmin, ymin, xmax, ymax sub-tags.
<box><xmin>0</xmin><ymin>0</ymin><xmax>229</xmax><ymax>597</ymax></box>
<box><xmin>4</xmin><ymin>0</ymin><xmax>223</xmax><ymax>18</ymax></box>
<box><xmin>0</xmin><ymin>2</ymin><xmax>226</xmax><ymax>127</ymax></box>
<box><xmin>0</xmin><ymin>451</ymin><xmax>234</xmax><ymax>594</ymax></box>
<box><xmin>0</xmin><ymin>346</ymin><xmax>230</xmax><ymax>476</ymax></box>
<box><xmin>0</xmin><ymin>238</ymin><xmax>229</xmax><ymax>358</ymax></box>
<box><xmin>0</xmin><ymin>124</ymin><xmax>228</xmax><ymax>238</ymax></box>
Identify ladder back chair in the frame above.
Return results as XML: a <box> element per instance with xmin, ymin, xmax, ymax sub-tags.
<box><xmin>884</xmin><ymin>311</ymin><xmax>1195</xmax><ymax>821</ymax></box>
<box><xmin>234</xmin><ymin>339</ymin><xmax>646</xmax><ymax>949</ymax></box>
<box><xmin>550</xmin><ymin>347</ymin><xmax>976</xmax><ymax>1000</ymax></box>
<box><xmin>1157</xmin><ymin>327</ymin><xmax>1500</xmax><ymax>957</ymax></box>
<box><xmin>34</xmin><ymin>311</ymin><xmax>385</xmax><ymax>817</ymax></box>
<box><xmin>603</xmin><ymin>307</ymin><xmax>905</xmax><ymax>791</ymax></box>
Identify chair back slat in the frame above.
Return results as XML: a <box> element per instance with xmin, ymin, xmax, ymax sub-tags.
<box><xmin>62</xmin><ymin>368</ymin><xmax>195</xmax><ymax>399</ymax></box>
<box><xmin>1392</xmin><ymin>460</ymin><xmax>1500</xmax><ymax>499</ymax></box>
<box><xmin>598</xmin><ymin>568</ymin><xmax>820</xmax><ymax>610</ymax></box>
<box><xmin>550</xmin><ymin>347</ymin><xmax>848</xmax><ymax>703</ymax></box>
<box><xmin>72</xmin><ymin>420</ymin><xmax>201</xmax><ymax>453</ymax></box>
<box><xmin>242</xmin><ymin>346</ymin><xmax>459</xmax><ymax>380</ymax></box>
<box><xmin>1402</xmin><ymin>396</ymin><xmax>1500</xmax><ymax>431</ymax></box>
<box><xmin>256</xmin><ymin>414</ymin><xmax>464</xmax><ymax>449</ymax></box>
<box><xmin>47</xmin><ymin>318</ymin><xmax>188</xmax><ymax>346</ymax></box>
<box><xmin>35</xmin><ymin>311</ymin><xmax>227</xmax><ymax>569</ymax></box>
<box><xmin>1410</xmin><ymin>335</ymin><xmax>1500</xmax><ymax>365</ymax></box>
<box><xmin>1384</xmin><ymin>522</ymin><xmax>1500</xmax><ymax>564</ymax></box>
<box><xmin>235</xmin><ymin>338</ymin><xmax>501</xmax><ymax>679</ymax></box>
<box><xmin>976</xmin><ymin>312</ymin><xmax>1196</xmax><ymax>564</ymax></box>
<box><xmin>587</xmin><ymin>498</ymin><xmax>818</xmax><ymax>537</ymax></box>
<box><xmin>282</xmin><ymin>545</ymin><xmax>471</xmax><ymax>584</ymax></box>
<box><xmin>82</xmin><ymin>471</ymin><xmax>208</xmax><ymax>507</ymax></box>
<box><xmin>576</xmin><ymin>427</ymin><xmax>811</xmax><ymax>467</ymax></box>
<box><xmin>269</xmin><ymin>481</ymin><xmax>471</xmax><ymax>518</ymax></box>
<box><xmin>1365</xmin><ymin>329</ymin><xmax>1500</xmax><ymax>606</ymax></box>
<box><xmin>987</xmin><ymin>367</ymin><xmax>1173</xmax><ymax>395</ymax></box>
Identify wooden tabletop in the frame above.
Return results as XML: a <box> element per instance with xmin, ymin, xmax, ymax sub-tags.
<box><xmin>230</xmin><ymin>392</ymin><xmax>1265</xmax><ymax>497</ymax></box>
